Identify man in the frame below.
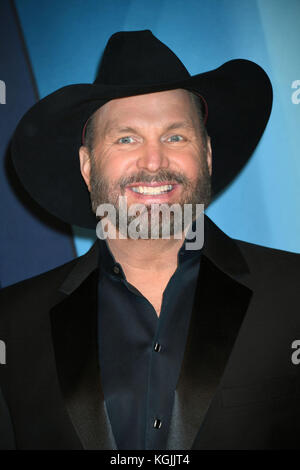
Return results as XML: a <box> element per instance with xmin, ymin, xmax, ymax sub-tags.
<box><xmin>1</xmin><ymin>30</ymin><xmax>300</xmax><ymax>450</ymax></box>
<box><xmin>0</xmin><ymin>386</ymin><xmax>15</xmax><ymax>450</ymax></box>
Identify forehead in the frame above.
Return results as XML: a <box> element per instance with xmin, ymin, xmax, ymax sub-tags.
<box><xmin>92</xmin><ymin>88</ymin><xmax>196</xmax><ymax>130</ymax></box>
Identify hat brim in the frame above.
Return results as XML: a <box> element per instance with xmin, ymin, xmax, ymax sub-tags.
<box><xmin>11</xmin><ymin>59</ymin><xmax>272</xmax><ymax>229</ymax></box>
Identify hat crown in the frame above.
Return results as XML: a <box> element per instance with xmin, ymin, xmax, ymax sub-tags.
<box><xmin>96</xmin><ymin>30</ymin><xmax>190</xmax><ymax>86</ymax></box>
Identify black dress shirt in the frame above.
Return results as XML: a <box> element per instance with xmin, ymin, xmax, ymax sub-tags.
<box><xmin>97</xmin><ymin>237</ymin><xmax>202</xmax><ymax>450</ymax></box>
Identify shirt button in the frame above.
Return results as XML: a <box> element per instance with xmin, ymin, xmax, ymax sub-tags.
<box><xmin>113</xmin><ymin>265</ymin><xmax>120</xmax><ymax>274</ymax></box>
<box><xmin>154</xmin><ymin>342</ymin><xmax>161</xmax><ymax>352</ymax></box>
<box><xmin>153</xmin><ymin>418</ymin><xmax>162</xmax><ymax>429</ymax></box>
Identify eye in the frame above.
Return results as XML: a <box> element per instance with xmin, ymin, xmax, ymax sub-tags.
<box><xmin>118</xmin><ymin>136</ymin><xmax>135</xmax><ymax>144</ymax></box>
<box><xmin>167</xmin><ymin>134</ymin><xmax>184</xmax><ymax>142</ymax></box>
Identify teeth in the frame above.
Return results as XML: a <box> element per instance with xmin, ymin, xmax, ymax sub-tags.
<box><xmin>131</xmin><ymin>185</ymin><xmax>173</xmax><ymax>195</ymax></box>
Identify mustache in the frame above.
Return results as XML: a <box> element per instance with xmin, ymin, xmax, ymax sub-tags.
<box><xmin>118</xmin><ymin>170</ymin><xmax>189</xmax><ymax>190</ymax></box>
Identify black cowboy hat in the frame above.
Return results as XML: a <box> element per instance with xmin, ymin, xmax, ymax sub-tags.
<box><xmin>11</xmin><ymin>30</ymin><xmax>273</xmax><ymax>228</ymax></box>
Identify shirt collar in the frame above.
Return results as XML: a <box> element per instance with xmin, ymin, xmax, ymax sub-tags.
<box><xmin>97</xmin><ymin>230</ymin><xmax>202</xmax><ymax>280</ymax></box>
<box><xmin>59</xmin><ymin>214</ymin><xmax>250</xmax><ymax>296</ymax></box>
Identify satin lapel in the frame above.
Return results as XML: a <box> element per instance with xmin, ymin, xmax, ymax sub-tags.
<box><xmin>50</xmin><ymin>244</ymin><xmax>117</xmax><ymax>450</ymax></box>
<box><xmin>166</xmin><ymin>216</ymin><xmax>253</xmax><ymax>450</ymax></box>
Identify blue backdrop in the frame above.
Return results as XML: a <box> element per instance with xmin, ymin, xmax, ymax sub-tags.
<box><xmin>11</xmin><ymin>0</ymin><xmax>300</xmax><ymax>257</ymax></box>
<box><xmin>0</xmin><ymin>0</ymin><xmax>75</xmax><ymax>287</ymax></box>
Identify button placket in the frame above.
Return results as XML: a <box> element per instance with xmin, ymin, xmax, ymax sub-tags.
<box><xmin>153</xmin><ymin>418</ymin><xmax>162</xmax><ymax>429</ymax></box>
<box><xmin>113</xmin><ymin>265</ymin><xmax>120</xmax><ymax>274</ymax></box>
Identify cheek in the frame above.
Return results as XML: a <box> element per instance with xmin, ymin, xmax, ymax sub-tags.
<box><xmin>96</xmin><ymin>148</ymin><xmax>128</xmax><ymax>181</ymax></box>
<box><xmin>100</xmin><ymin>148</ymin><xmax>141</xmax><ymax>183</ymax></box>
<box><xmin>173</xmin><ymin>149</ymin><xmax>202</xmax><ymax>178</ymax></box>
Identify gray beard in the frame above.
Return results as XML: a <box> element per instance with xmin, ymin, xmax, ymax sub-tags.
<box><xmin>89</xmin><ymin>156</ymin><xmax>211</xmax><ymax>238</ymax></box>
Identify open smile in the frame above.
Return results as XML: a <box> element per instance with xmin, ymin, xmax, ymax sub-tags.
<box><xmin>125</xmin><ymin>182</ymin><xmax>179</xmax><ymax>198</ymax></box>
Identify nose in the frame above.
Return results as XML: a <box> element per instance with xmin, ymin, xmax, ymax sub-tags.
<box><xmin>136</xmin><ymin>140</ymin><xmax>169</xmax><ymax>172</ymax></box>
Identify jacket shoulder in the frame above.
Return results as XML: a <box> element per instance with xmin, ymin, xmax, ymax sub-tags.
<box><xmin>1</xmin><ymin>256</ymin><xmax>77</xmax><ymax>295</ymax></box>
<box><xmin>0</xmin><ymin>256</ymin><xmax>78</xmax><ymax>322</ymax></box>
<box><xmin>235</xmin><ymin>238</ymin><xmax>300</xmax><ymax>281</ymax></box>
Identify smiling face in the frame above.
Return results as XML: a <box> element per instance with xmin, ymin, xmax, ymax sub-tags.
<box><xmin>79</xmin><ymin>88</ymin><xmax>212</xmax><ymax>235</ymax></box>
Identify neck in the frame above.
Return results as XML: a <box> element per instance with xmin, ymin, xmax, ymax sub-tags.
<box><xmin>106</xmin><ymin>236</ymin><xmax>186</xmax><ymax>317</ymax></box>
<box><xmin>106</xmin><ymin>235</ymin><xmax>185</xmax><ymax>273</ymax></box>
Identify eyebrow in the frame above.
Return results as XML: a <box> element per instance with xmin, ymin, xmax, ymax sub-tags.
<box><xmin>165</xmin><ymin>121</ymin><xmax>195</xmax><ymax>131</ymax></box>
<box><xmin>104</xmin><ymin>120</ymin><xmax>195</xmax><ymax>136</ymax></box>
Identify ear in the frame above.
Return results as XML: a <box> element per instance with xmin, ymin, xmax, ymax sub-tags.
<box><xmin>79</xmin><ymin>146</ymin><xmax>91</xmax><ymax>191</ymax></box>
<box><xmin>206</xmin><ymin>136</ymin><xmax>212</xmax><ymax>176</ymax></box>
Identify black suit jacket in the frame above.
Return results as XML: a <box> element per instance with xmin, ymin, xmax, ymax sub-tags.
<box><xmin>1</xmin><ymin>215</ymin><xmax>300</xmax><ymax>449</ymax></box>
<box><xmin>0</xmin><ymin>386</ymin><xmax>15</xmax><ymax>449</ymax></box>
